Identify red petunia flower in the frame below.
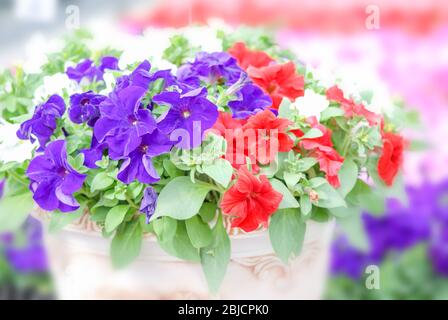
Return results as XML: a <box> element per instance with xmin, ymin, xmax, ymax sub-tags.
<box><xmin>247</xmin><ymin>62</ymin><xmax>304</xmax><ymax>109</ymax></box>
<box><xmin>228</xmin><ymin>42</ymin><xmax>274</xmax><ymax>70</ymax></box>
<box><xmin>326</xmin><ymin>85</ymin><xmax>381</xmax><ymax>126</ymax></box>
<box><xmin>221</xmin><ymin>166</ymin><xmax>283</xmax><ymax>232</ymax></box>
<box><xmin>211</xmin><ymin>112</ymin><xmax>258</xmax><ymax>172</ymax></box>
<box><xmin>378</xmin><ymin>131</ymin><xmax>404</xmax><ymax>186</ymax></box>
<box><xmin>243</xmin><ymin>109</ymin><xmax>294</xmax><ymax>165</ymax></box>
<box><xmin>292</xmin><ymin>117</ymin><xmax>344</xmax><ymax>188</ymax></box>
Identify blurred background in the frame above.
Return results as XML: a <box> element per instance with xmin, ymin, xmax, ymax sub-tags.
<box><xmin>0</xmin><ymin>0</ymin><xmax>447</xmax><ymax>299</ymax></box>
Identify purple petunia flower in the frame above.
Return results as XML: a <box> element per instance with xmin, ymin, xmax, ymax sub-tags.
<box><xmin>94</xmin><ymin>86</ymin><xmax>157</xmax><ymax>159</ymax></box>
<box><xmin>1</xmin><ymin>216</ymin><xmax>48</xmax><ymax>273</ymax></box>
<box><xmin>115</xmin><ymin>60</ymin><xmax>178</xmax><ymax>92</ymax></box>
<box><xmin>80</xmin><ymin>136</ymin><xmax>107</xmax><ymax>169</ymax></box>
<box><xmin>153</xmin><ymin>87</ymin><xmax>218</xmax><ymax>149</ymax></box>
<box><xmin>17</xmin><ymin>95</ymin><xmax>66</xmax><ymax>151</ymax></box>
<box><xmin>117</xmin><ymin>130</ymin><xmax>172</xmax><ymax>184</ymax></box>
<box><xmin>26</xmin><ymin>140</ymin><xmax>86</xmax><ymax>212</ymax></box>
<box><xmin>68</xmin><ymin>91</ymin><xmax>106</xmax><ymax>127</ymax></box>
<box><xmin>228</xmin><ymin>84</ymin><xmax>272</xmax><ymax>119</ymax></box>
<box><xmin>331</xmin><ymin>236</ymin><xmax>368</xmax><ymax>279</ymax></box>
<box><xmin>140</xmin><ymin>186</ymin><xmax>158</xmax><ymax>223</ymax></box>
<box><xmin>66</xmin><ymin>56</ymin><xmax>119</xmax><ymax>83</ymax></box>
<box><xmin>330</xmin><ymin>181</ymin><xmax>448</xmax><ymax>279</ymax></box>
<box><xmin>177</xmin><ymin>52</ymin><xmax>244</xmax><ymax>87</ymax></box>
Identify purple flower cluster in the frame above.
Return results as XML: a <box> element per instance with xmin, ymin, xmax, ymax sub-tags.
<box><xmin>66</xmin><ymin>56</ymin><xmax>119</xmax><ymax>83</ymax></box>
<box><xmin>331</xmin><ymin>180</ymin><xmax>448</xmax><ymax>279</ymax></box>
<box><xmin>17</xmin><ymin>95</ymin><xmax>65</xmax><ymax>151</ymax></box>
<box><xmin>26</xmin><ymin>140</ymin><xmax>86</xmax><ymax>212</ymax></box>
<box><xmin>0</xmin><ymin>217</ymin><xmax>48</xmax><ymax>273</ymax></box>
<box><xmin>176</xmin><ymin>52</ymin><xmax>272</xmax><ymax>119</ymax></box>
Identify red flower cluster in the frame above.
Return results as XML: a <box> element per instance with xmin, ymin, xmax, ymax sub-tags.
<box><xmin>378</xmin><ymin>131</ymin><xmax>404</xmax><ymax>186</ymax></box>
<box><xmin>248</xmin><ymin>62</ymin><xmax>304</xmax><ymax>109</ymax></box>
<box><xmin>227</xmin><ymin>42</ymin><xmax>304</xmax><ymax>110</ymax></box>
<box><xmin>212</xmin><ymin>110</ymin><xmax>294</xmax><ymax>170</ymax></box>
<box><xmin>228</xmin><ymin>42</ymin><xmax>274</xmax><ymax>70</ymax></box>
<box><xmin>292</xmin><ymin>117</ymin><xmax>344</xmax><ymax>188</ymax></box>
<box><xmin>221</xmin><ymin>166</ymin><xmax>283</xmax><ymax>232</ymax></box>
<box><xmin>326</xmin><ymin>85</ymin><xmax>381</xmax><ymax>126</ymax></box>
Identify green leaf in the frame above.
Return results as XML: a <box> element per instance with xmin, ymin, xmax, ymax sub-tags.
<box><xmin>186</xmin><ymin>215</ymin><xmax>213</xmax><ymax>248</ymax></box>
<box><xmin>283</xmin><ymin>171</ymin><xmax>302</xmax><ymax>189</ymax></box>
<box><xmin>162</xmin><ymin>158</ymin><xmax>183</xmax><ymax>178</ymax></box>
<box><xmin>301</xmin><ymin>128</ymin><xmax>323</xmax><ymax>139</ymax></box>
<box><xmin>105</xmin><ymin>205</ymin><xmax>130</xmax><ymax>233</ymax></box>
<box><xmin>311</xmin><ymin>178</ymin><xmax>346</xmax><ymax>208</ymax></box>
<box><xmin>269</xmin><ymin>208</ymin><xmax>306</xmax><ymax>264</ymax></box>
<box><xmin>48</xmin><ymin>207</ymin><xmax>83</xmax><ymax>233</ymax></box>
<box><xmin>320</xmin><ymin>107</ymin><xmax>345</xmax><ymax>121</ymax></box>
<box><xmin>296</xmin><ymin>157</ymin><xmax>317</xmax><ymax>172</ymax></box>
<box><xmin>337</xmin><ymin>158</ymin><xmax>359</xmax><ymax>197</ymax></box>
<box><xmin>202</xmin><ymin>158</ymin><xmax>233</xmax><ymax>188</ymax></box>
<box><xmin>110</xmin><ymin>219</ymin><xmax>143</xmax><ymax>268</ymax></box>
<box><xmin>0</xmin><ymin>192</ymin><xmax>34</xmax><ymax>232</ymax></box>
<box><xmin>337</xmin><ymin>210</ymin><xmax>369</xmax><ymax>251</ymax></box>
<box><xmin>278</xmin><ymin>98</ymin><xmax>293</xmax><ymax>119</ymax></box>
<box><xmin>152</xmin><ymin>176</ymin><xmax>211</xmax><ymax>220</ymax></box>
<box><xmin>199</xmin><ymin>202</ymin><xmax>217</xmax><ymax>223</ymax></box>
<box><xmin>300</xmin><ymin>194</ymin><xmax>312</xmax><ymax>216</ymax></box>
<box><xmin>270</xmin><ymin>179</ymin><xmax>300</xmax><ymax>209</ymax></box>
<box><xmin>200</xmin><ymin>214</ymin><xmax>231</xmax><ymax>293</ymax></box>
<box><xmin>91</xmin><ymin>172</ymin><xmax>115</xmax><ymax>192</ymax></box>
<box><xmin>152</xmin><ymin>216</ymin><xmax>177</xmax><ymax>241</ymax></box>
<box><xmin>157</xmin><ymin>221</ymin><xmax>200</xmax><ymax>262</ymax></box>
<box><xmin>347</xmin><ymin>179</ymin><xmax>385</xmax><ymax>215</ymax></box>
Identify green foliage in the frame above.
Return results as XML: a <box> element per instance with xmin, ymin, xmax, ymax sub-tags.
<box><xmin>0</xmin><ymin>67</ymin><xmax>42</xmax><ymax>121</ymax></box>
<box><xmin>41</xmin><ymin>30</ymin><xmax>93</xmax><ymax>75</ymax></box>
<box><xmin>153</xmin><ymin>176</ymin><xmax>212</xmax><ymax>220</ymax></box>
<box><xmin>110</xmin><ymin>219</ymin><xmax>143</xmax><ymax>268</ymax></box>
<box><xmin>269</xmin><ymin>179</ymin><xmax>300</xmax><ymax>209</ymax></box>
<box><xmin>163</xmin><ymin>34</ymin><xmax>199</xmax><ymax>66</ymax></box>
<box><xmin>186</xmin><ymin>215</ymin><xmax>213</xmax><ymax>248</ymax></box>
<box><xmin>310</xmin><ymin>177</ymin><xmax>346</xmax><ymax>208</ymax></box>
<box><xmin>105</xmin><ymin>205</ymin><xmax>130</xmax><ymax>233</ymax></box>
<box><xmin>157</xmin><ymin>221</ymin><xmax>200</xmax><ymax>262</ymax></box>
<box><xmin>269</xmin><ymin>208</ymin><xmax>306</xmax><ymax>264</ymax></box>
<box><xmin>200</xmin><ymin>214</ymin><xmax>231</xmax><ymax>294</ymax></box>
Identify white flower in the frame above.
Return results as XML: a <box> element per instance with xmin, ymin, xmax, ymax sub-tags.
<box><xmin>291</xmin><ymin>89</ymin><xmax>329</xmax><ymax>121</ymax></box>
<box><xmin>0</xmin><ymin>121</ymin><xmax>34</xmax><ymax>163</ymax></box>
<box><xmin>33</xmin><ymin>73</ymin><xmax>78</xmax><ymax>104</ymax></box>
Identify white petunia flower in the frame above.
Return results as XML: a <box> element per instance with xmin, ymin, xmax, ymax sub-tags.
<box><xmin>0</xmin><ymin>121</ymin><xmax>34</xmax><ymax>163</ymax></box>
<box><xmin>33</xmin><ymin>73</ymin><xmax>78</xmax><ymax>104</ymax></box>
<box><xmin>291</xmin><ymin>89</ymin><xmax>329</xmax><ymax>121</ymax></box>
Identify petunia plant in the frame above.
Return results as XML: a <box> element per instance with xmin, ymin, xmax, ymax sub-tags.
<box><xmin>0</xmin><ymin>27</ymin><xmax>409</xmax><ymax>292</ymax></box>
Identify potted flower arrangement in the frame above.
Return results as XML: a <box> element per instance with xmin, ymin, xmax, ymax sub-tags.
<box><xmin>0</xmin><ymin>27</ymin><xmax>406</xmax><ymax>299</ymax></box>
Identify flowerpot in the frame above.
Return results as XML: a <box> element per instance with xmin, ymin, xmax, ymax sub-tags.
<box><xmin>33</xmin><ymin>209</ymin><xmax>335</xmax><ymax>300</ymax></box>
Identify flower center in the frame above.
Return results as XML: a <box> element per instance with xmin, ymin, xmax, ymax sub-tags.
<box><xmin>80</xmin><ymin>98</ymin><xmax>90</xmax><ymax>106</ymax></box>
<box><xmin>139</xmin><ymin>144</ymin><xmax>149</xmax><ymax>153</ymax></box>
<box><xmin>182</xmin><ymin>110</ymin><xmax>191</xmax><ymax>119</ymax></box>
<box><xmin>57</xmin><ymin>167</ymin><xmax>68</xmax><ymax>177</ymax></box>
<box><xmin>128</xmin><ymin>115</ymin><xmax>138</xmax><ymax>125</ymax></box>
<box><xmin>267</xmin><ymin>83</ymin><xmax>278</xmax><ymax>94</ymax></box>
